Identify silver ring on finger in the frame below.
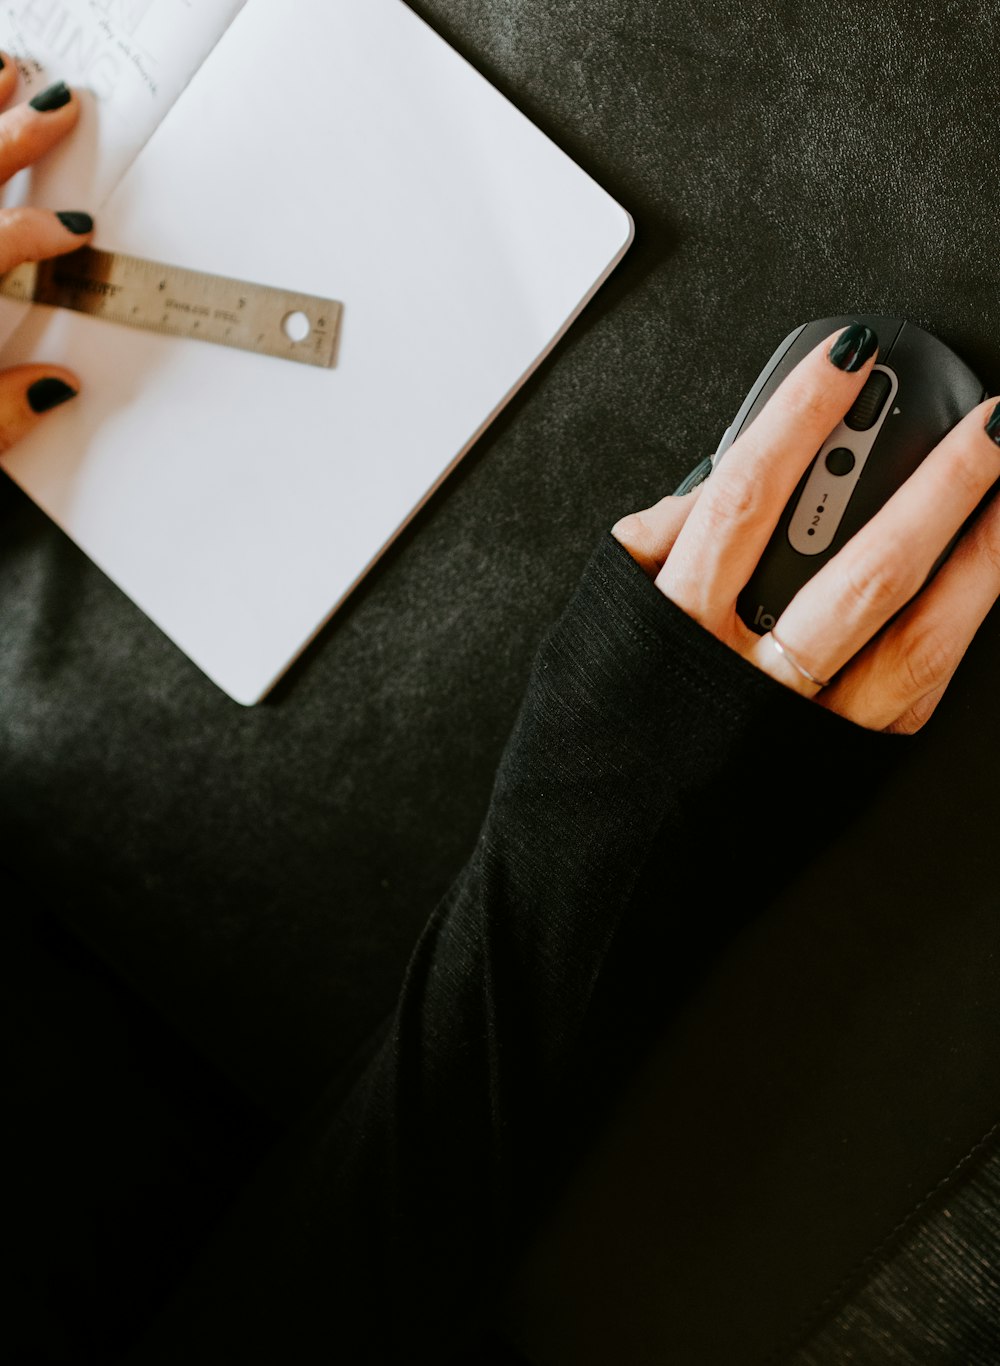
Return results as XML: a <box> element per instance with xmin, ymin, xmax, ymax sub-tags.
<box><xmin>767</xmin><ymin>630</ymin><xmax>831</xmax><ymax>690</ymax></box>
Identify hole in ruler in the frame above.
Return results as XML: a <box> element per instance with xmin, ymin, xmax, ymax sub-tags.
<box><xmin>282</xmin><ymin>310</ymin><xmax>311</xmax><ymax>343</ymax></box>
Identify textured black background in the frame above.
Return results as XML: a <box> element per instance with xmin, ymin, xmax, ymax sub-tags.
<box><xmin>5</xmin><ymin>2</ymin><xmax>1000</xmax><ymax>1363</ymax></box>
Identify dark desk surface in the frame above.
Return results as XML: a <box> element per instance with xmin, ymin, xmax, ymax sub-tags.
<box><xmin>4</xmin><ymin>2</ymin><xmax>1000</xmax><ymax>1363</ymax></box>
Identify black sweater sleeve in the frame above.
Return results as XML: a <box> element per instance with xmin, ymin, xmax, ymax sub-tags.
<box><xmin>128</xmin><ymin>533</ymin><xmax>903</xmax><ymax>1366</ymax></box>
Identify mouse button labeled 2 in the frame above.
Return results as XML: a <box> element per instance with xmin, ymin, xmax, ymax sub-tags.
<box><xmin>844</xmin><ymin>370</ymin><xmax>893</xmax><ymax>431</ymax></box>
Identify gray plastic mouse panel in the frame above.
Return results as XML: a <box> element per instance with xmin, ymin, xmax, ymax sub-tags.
<box><xmin>714</xmin><ymin>315</ymin><xmax>986</xmax><ymax>633</ymax></box>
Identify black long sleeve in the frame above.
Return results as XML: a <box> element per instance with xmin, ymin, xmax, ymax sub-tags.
<box><xmin>127</xmin><ymin>533</ymin><xmax>902</xmax><ymax>1366</ymax></box>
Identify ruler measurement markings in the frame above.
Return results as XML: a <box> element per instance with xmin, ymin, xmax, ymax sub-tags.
<box><xmin>0</xmin><ymin>247</ymin><xmax>342</xmax><ymax>368</ymax></box>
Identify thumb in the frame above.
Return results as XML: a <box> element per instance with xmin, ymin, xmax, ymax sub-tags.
<box><xmin>0</xmin><ymin>364</ymin><xmax>79</xmax><ymax>453</ymax></box>
<box><xmin>610</xmin><ymin>484</ymin><xmax>703</xmax><ymax>579</ymax></box>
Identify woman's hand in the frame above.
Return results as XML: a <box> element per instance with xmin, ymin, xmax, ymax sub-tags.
<box><xmin>0</xmin><ymin>63</ymin><xmax>94</xmax><ymax>448</ymax></box>
<box><xmin>612</xmin><ymin>321</ymin><xmax>1000</xmax><ymax>734</ymax></box>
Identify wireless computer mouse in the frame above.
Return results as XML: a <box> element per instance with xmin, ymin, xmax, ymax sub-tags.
<box><xmin>678</xmin><ymin>315</ymin><xmax>988</xmax><ymax>634</ymax></box>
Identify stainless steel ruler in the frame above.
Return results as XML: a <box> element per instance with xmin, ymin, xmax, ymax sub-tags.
<box><xmin>0</xmin><ymin>246</ymin><xmax>343</xmax><ymax>368</ymax></box>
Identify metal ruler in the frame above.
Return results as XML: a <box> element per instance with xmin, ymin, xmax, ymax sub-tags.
<box><xmin>0</xmin><ymin>246</ymin><xmax>343</xmax><ymax>368</ymax></box>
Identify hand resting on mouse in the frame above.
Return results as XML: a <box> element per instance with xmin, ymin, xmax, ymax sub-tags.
<box><xmin>612</xmin><ymin>321</ymin><xmax>1000</xmax><ymax>733</ymax></box>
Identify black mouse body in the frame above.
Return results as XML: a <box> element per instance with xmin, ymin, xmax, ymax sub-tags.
<box><xmin>707</xmin><ymin>315</ymin><xmax>988</xmax><ymax>634</ymax></box>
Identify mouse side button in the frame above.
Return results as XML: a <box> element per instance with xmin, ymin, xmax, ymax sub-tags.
<box><xmin>712</xmin><ymin>323</ymin><xmax>808</xmax><ymax>464</ymax></box>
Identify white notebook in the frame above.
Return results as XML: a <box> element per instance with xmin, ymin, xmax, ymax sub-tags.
<box><xmin>0</xmin><ymin>0</ymin><xmax>632</xmax><ymax>704</ymax></box>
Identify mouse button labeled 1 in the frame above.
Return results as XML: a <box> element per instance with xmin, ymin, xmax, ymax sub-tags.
<box><xmin>844</xmin><ymin>370</ymin><xmax>894</xmax><ymax>431</ymax></box>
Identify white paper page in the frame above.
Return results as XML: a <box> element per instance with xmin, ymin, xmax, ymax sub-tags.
<box><xmin>1</xmin><ymin>0</ymin><xmax>633</xmax><ymax>705</ymax></box>
<box><xmin>0</xmin><ymin>0</ymin><xmax>247</xmax><ymax>342</ymax></box>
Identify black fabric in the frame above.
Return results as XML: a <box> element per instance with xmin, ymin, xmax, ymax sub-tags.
<box><xmin>116</xmin><ymin>535</ymin><xmax>899</xmax><ymax>1364</ymax></box>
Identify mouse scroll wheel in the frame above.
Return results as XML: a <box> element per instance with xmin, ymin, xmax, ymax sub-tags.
<box><xmin>844</xmin><ymin>370</ymin><xmax>893</xmax><ymax>431</ymax></box>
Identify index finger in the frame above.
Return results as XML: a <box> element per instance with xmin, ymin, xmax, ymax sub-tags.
<box><xmin>656</xmin><ymin>322</ymin><xmax>879</xmax><ymax>632</ymax></box>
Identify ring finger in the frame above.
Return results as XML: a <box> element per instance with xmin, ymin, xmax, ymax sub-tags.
<box><xmin>751</xmin><ymin>394</ymin><xmax>1000</xmax><ymax>692</ymax></box>
<box><xmin>819</xmin><ymin>486</ymin><xmax>1000</xmax><ymax>731</ymax></box>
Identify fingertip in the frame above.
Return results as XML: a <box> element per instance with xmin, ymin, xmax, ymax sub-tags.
<box><xmin>55</xmin><ymin>209</ymin><xmax>94</xmax><ymax>237</ymax></box>
<box><xmin>0</xmin><ymin>53</ymin><xmax>18</xmax><ymax>106</ymax></box>
<box><xmin>942</xmin><ymin>394</ymin><xmax>1000</xmax><ymax>453</ymax></box>
<box><xmin>611</xmin><ymin>489</ymin><xmax>700</xmax><ymax>578</ymax></box>
<box><xmin>982</xmin><ymin>396</ymin><xmax>1000</xmax><ymax>446</ymax></box>
<box><xmin>28</xmin><ymin>79</ymin><xmax>74</xmax><ymax>114</ymax></box>
<box><xmin>0</xmin><ymin>365</ymin><xmax>80</xmax><ymax>452</ymax></box>
<box><xmin>827</xmin><ymin>321</ymin><xmax>879</xmax><ymax>373</ymax></box>
<box><xmin>27</xmin><ymin>374</ymin><xmax>79</xmax><ymax>414</ymax></box>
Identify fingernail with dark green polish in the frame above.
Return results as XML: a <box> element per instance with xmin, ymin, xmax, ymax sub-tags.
<box><xmin>56</xmin><ymin>210</ymin><xmax>93</xmax><ymax>235</ymax></box>
<box><xmin>985</xmin><ymin>400</ymin><xmax>1000</xmax><ymax>446</ymax></box>
<box><xmin>829</xmin><ymin>322</ymin><xmax>879</xmax><ymax>372</ymax></box>
<box><xmin>30</xmin><ymin>80</ymin><xmax>71</xmax><ymax>112</ymax></box>
<box><xmin>28</xmin><ymin>377</ymin><xmax>77</xmax><ymax>413</ymax></box>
